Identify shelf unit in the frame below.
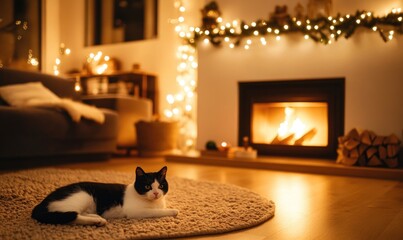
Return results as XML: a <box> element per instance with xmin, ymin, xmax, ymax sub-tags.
<box><xmin>68</xmin><ymin>70</ymin><xmax>158</xmax><ymax>114</ymax></box>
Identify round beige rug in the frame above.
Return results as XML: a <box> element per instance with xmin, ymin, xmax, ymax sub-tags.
<box><xmin>0</xmin><ymin>168</ymin><xmax>275</xmax><ymax>239</ymax></box>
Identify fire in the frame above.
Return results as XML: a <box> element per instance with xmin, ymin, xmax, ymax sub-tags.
<box><xmin>251</xmin><ymin>102</ymin><xmax>328</xmax><ymax>147</ymax></box>
<box><xmin>277</xmin><ymin>107</ymin><xmax>306</xmax><ymax>139</ymax></box>
<box><xmin>272</xmin><ymin>106</ymin><xmax>317</xmax><ymax>145</ymax></box>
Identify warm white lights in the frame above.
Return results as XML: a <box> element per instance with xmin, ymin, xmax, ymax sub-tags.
<box><xmin>53</xmin><ymin>43</ymin><xmax>71</xmax><ymax>76</ymax></box>
<box><xmin>184</xmin><ymin>6</ymin><xmax>401</xmax><ymax>51</ymax></box>
<box><xmin>165</xmin><ymin>0</ymin><xmax>197</xmax><ymax>151</ymax></box>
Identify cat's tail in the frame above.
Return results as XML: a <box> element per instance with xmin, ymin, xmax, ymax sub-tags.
<box><xmin>31</xmin><ymin>203</ymin><xmax>78</xmax><ymax>224</ymax></box>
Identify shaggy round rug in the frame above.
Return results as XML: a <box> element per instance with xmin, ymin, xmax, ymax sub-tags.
<box><xmin>0</xmin><ymin>168</ymin><xmax>275</xmax><ymax>240</ymax></box>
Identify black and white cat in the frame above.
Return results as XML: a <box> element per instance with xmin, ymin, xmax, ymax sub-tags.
<box><xmin>31</xmin><ymin>166</ymin><xmax>178</xmax><ymax>226</ymax></box>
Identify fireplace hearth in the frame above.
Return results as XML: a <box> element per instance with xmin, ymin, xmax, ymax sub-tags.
<box><xmin>238</xmin><ymin>78</ymin><xmax>345</xmax><ymax>159</ymax></box>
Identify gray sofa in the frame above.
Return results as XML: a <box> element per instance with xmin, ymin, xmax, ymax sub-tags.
<box><xmin>0</xmin><ymin>68</ymin><xmax>118</xmax><ymax>161</ymax></box>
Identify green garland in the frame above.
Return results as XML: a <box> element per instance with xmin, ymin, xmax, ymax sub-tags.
<box><xmin>184</xmin><ymin>3</ymin><xmax>403</xmax><ymax>47</ymax></box>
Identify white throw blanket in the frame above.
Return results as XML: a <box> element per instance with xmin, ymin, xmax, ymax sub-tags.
<box><xmin>27</xmin><ymin>98</ymin><xmax>105</xmax><ymax>124</ymax></box>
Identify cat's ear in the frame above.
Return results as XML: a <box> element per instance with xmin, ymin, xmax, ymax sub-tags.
<box><xmin>158</xmin><ymin>166</ymin><xmax>168</xmax><ymax>179</ymax></box>
<box><xmin>136</xmin><ymin>167</ymin><xmax>146</xmax><ymax>177</ymax></box>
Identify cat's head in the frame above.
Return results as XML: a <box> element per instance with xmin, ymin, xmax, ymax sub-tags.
<box><xmin>134</xmin><ymin>166</ymin><xmax>169</xmax><ymax>201</ymax></box>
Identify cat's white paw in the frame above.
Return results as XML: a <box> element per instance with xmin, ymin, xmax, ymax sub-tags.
<box><xmin>168</xmin><ymin>209</ymin><xmax>179</xmax><ymax>216</ymax></box>
<box><xmin>74</xmin><ymin>214</ymin><xmax>108</xmax><ymax>226</ymax></box>
<box><xmin>94</xmin><ymin>217</ymin><xmax>108</xmax><ymax>227</ymax></box>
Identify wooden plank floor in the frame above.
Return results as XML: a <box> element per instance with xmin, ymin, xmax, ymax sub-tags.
<box><xmin>12</xmin><ymin>157</ymin><xmax>403</xmax><ymax>240</ymax></box>
<box><xmin>165</xmin><ymin>154</ymin><xmax>403</xmax><ymax>181</ymax></box>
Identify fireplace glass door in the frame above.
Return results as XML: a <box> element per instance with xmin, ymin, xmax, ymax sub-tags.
<box><xmin>238</xmin><ymin>78</ymin><xmax>345</xmax><ymax>159</ymax></box>
<box><xmin>252</xmin><ymin>102</ymin><xmax>328</xmax><ymax>147</ymax></box>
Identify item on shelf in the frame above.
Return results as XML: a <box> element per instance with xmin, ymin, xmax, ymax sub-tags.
<box><xmin>132</xmin><ymin>63</ymin><xmax>141</xmax><ymax>70</ymax></box>
<box><xmin>82</xmin><ymin>52</ymin><xmax>121</xmax><ymax>75</ymax></box>
<box><xmin>86</xmin><ymin>77</ymin><xmax>108</xmax><ymax>95</ymax></box>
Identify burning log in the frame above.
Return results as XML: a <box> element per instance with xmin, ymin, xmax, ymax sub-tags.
<box><xmin>294</xmin><ymin>128</ymin><xmax>317</xmax><ymax>145</ymax></box>
<box><xmin>337</xmin><ymin>128</ymin><xmax>401</xmax><ymax>168</ymax></box>
<box><xmin>272</xmin><ymin>128</ymin><xmax>318</xmax><ymax>145</ymax></box>
<box><xmin>271</xmin><ymin>133</ymin><xmax>295</xmax><ymax>145</ymax></box>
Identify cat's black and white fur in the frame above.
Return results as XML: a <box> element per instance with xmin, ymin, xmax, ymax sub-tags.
<box><xmin>31</xmin><ymin>166</ymin><xmax>178</xmax><ymax>226</ymax></box>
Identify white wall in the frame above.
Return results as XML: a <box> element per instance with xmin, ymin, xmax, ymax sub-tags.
<box><xmin>197</xmin><ymin>0</ymin><xmax>403</xmax><ymax>149</ymax></box>
<box><xmin>42</xmin><ymin>0</ymin><xmax>60</xmax><ymax>73</ymax></box>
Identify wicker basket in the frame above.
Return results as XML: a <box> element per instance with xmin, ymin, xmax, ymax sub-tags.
<box><xmin>135</xmin><ymin>120</ymin><xmax>178</xmax><ymax>157</ymax></box>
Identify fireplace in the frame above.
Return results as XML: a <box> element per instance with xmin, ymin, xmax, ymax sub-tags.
<box><xmin>238</xmin><ymin>78</ymin><xmax>345</xmax><ymax>159</ymax></box>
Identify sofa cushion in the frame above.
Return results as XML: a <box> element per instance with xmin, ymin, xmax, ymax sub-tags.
<box><xmin>0</xmin><ymin>106</ymin><xmax>116</xmax><ymax>140</ymax></box>
<box><xmin>0</xmin><ymin>106</ymin><xmax>118</xmax><ymax>158</ymax></box>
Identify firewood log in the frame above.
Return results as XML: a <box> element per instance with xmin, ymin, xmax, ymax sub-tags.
<box><xmin>360</xmin><ymin>130</ymin><xmax>372</xmax><ymax>145</ymax></box>
<box><xmin>294</xmin><ymin>128</ymin><xmax>317</xmax><ymax>145</ymax></box>
<box><xmin>384</xmin><ymin>158</ymin><xmax>399</xmax><ymax>168</ymax></box>
<box><xmin>387</xmin><ymin>144</ymin><xmax>399</xmax><ymax>158</ymax></box>
<box><xmin>341</xmin><ymin>157</ymin><xmax>358</xmax><ymax>166</ymax></box>
<box><xmin>372</xmin><ymin>136</ymin><xmax>384</xmax><ymax>146</ymax></box>
<box><xmin>271</xmin><ymin>133</ymin><xmax>295</xmax><ymax>145</ymax></box>
<box><xmin>368</xmin><ymin>155</ymin><xmax>382</xmax><ymax>166</ymax></box>
<box><xmin>366</xmin><ymin>147</ymin><xmax>378</xmax><ymax>159</ymax></box>
<box><xmin>344</xmin><ymin>139</ymin><xmax>360</xmax><ymax>150</ymax></box>
<box><xmin>337</xmin><ymin>129</ymin><xmax>401</xmax><ymax>168</ymax></box>
<box><xmin>378</xmin><ymin>146</ymin><xmax>387</xmax><ymax>160</ymax></box>
<box><xmin>347</xmin><ymin>128</ymin><xmax>360</xmax><ymax>141</ymax></box>
<box><xmin>384</xmin><ymin>134</ymin><xmax>401</xmax><ymax>145</ymax></box>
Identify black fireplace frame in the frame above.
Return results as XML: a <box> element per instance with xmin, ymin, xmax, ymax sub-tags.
<box><xmin>238</xmin><ymin>78</ymin><xmax>345</xmax><ymax>159</ymax></box>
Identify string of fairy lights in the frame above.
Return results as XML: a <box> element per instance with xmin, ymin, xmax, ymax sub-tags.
<box><xmin>182</xmin><ymin>3</ymin><xmax>402</xmax><ymax>49</ymax></box>
<box><xmin>164</xmin><ymin>0</ymin><xmax>198</xmax><ymax>151</ymax></box>
<box><xmin>53</xmin><ymin>43</ymin><xmax>71</xmax><ymax>76</ymax></box>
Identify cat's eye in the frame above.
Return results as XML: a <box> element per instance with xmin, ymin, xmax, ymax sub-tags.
<box><xmin>158</xmin><ymin>184</ymin><xmax>164</xmax><ymax>189</ymax></box>
<box><xmin>145</xmin><ymin>185</ymin><xmax>151</xmax><ymax>190</ymax></box>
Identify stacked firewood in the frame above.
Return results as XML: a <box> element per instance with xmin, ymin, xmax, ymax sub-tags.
<box><xmin>337</xmin><ymin>129</ymin><xmax>401</xmax><ymax>168</ymax></box>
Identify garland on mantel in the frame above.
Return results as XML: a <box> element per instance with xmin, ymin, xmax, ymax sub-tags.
<box><xmin>182</xmin><ymin>1</ymin><xmax>403</xmax><ymax>48</ymax></box>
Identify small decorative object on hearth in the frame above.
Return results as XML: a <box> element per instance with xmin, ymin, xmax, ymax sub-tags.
<box><xmin>201</xmin><ymin>140</ymin><xmax>234</xmax><ymax>158</ymax></box>
<box><xmin>337</xmin><ymin>128</ymin><xmax>402</xmax><ymax>168</ymax></box>
<box><xmin>233</xmin><ymin>136</ymin><xmax>257</xmax><ymax>159</ymax></box>
<box><xmin>205</xmin><ymin>140</ymin><xmax>218</xmax><ymax>150</ymax></box>
<box><xmin>218</xmin><ymin>141</ymin><xmax>231</xmax><ymax>151</ymax></box>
